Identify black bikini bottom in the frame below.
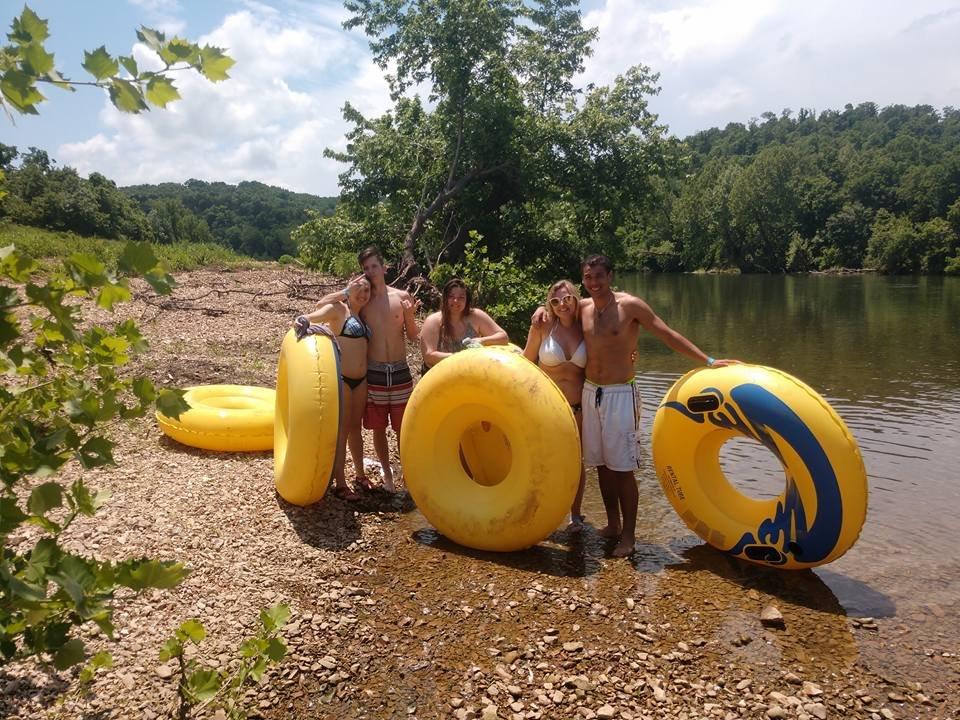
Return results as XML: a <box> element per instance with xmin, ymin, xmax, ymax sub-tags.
<box><xmin>342</xmin><ymin>375</ymin><xmax>365</xmax><ymax>390</ymax></box>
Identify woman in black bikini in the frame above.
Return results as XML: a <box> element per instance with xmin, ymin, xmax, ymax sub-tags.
<box><xmin>300</xmin><ymin>277</ymin><xmax>372</xmax><ymax>501</ymax></box>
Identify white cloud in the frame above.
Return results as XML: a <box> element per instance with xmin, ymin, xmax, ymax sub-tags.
<box><xmin>59</xmin><ymin>6</ymin><xmax>391</xmax><ymax>196</ymax></box>
<box><xmin>57</xmin><ymin>1</ymin><xmax>960</xmax><ymax>195</ymax></box>
<box><xmin>126</xmin><ymin>0</ymin><xmax>185</xmax><ymax>36</ymax></box>
<box><xmin>582</xmin><ymin>0</ymin><xmax>960</xmax><ymax>136</ymax></box>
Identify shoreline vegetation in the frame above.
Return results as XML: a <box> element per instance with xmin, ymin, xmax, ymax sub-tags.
<box><xmin>3</xmin><ymin>102</ymin><xmax>960</xmax><ymax>283</ymax></box>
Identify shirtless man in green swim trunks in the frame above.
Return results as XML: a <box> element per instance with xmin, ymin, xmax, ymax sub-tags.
<box><xmin>537</xmin><ymin>254</ymin><xmax>739</xmax><ymax>557</ymax></box>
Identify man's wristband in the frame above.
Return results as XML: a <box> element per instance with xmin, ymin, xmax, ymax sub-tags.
<box><xmin>706</xmin><ymin>356</ymin><xmax>716</xmax><ymax>367</ymax></box>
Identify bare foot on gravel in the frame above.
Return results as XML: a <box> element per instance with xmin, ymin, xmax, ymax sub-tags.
<box><xmin>612</xmin><ymin>536</ymin><xmax>636</xmax><ymax>557</ymax></box>
<box><xmin>598</xmin><ymin>524</ymin><xmax>621</xmax><ymax>538</ymax></box>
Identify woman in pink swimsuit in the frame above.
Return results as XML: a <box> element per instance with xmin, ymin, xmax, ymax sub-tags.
<box><xmin>523</xmin><ymin>279</ymin><xmax>588</xmax><ymax>532</ymax></box>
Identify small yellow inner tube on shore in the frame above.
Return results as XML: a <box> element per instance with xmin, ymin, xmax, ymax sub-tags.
<box><xmin>274</xmin><ymin>329</ymin><xmax>341</xmax><ymax>506</ymax></box>
<box><xmin>400</xmin><ymin>347</ymin><xmax>581</xmax><ymax>552</ymax></box>
<box><xmin>652</xmin><ymin>364</ymin><xmax>867</xmax><ymax>570</ymax></box>
<box><xmin>156</xmin><ymin>385</ymin><xmax>275</xmax><ymax>452</ymax></box>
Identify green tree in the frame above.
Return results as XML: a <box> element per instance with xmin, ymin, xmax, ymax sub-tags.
<box><xmin>866</xmin><ymin>210</ymin><xmax>923</xmax><ymax>273</ymax></box>
<box><xmin>312</xmin><ymin>0</ymin><xmax>671</xmax><ymax>283</ymax></box>
<box><xmin>728</xmin><ymin>145</ymin><xmax>799</xmax><ymax>271</ymax></box>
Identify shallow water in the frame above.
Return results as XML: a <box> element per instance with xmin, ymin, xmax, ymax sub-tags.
<box><xmin>410</xmin><ymin>274</ymin><xmax>960</xmax><ymax>622</ymax></box>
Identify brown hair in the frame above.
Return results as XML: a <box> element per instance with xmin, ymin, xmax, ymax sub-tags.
<box><xmin>581</xmin><ymin>254</ymin><xmax>613</xmax><ymax>273</ymax></box>
<box><xmin>357</xmin><ymin>246</ymin><xmax>383</xmax><ymax>266</ymax></box>
<box><xmin>544</xmin><ymin>279</ymin><xmax>580</xmax><ymax>323</ymax></box>
<box><xmin>440</xmin><ymin>277</ymin><xmax>472</xmax><ymax>347</ymax></box>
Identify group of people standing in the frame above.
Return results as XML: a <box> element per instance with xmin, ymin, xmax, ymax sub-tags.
<box><xmin>297</xmin><ymin>247</ymin><xmax>735</xmax><ymax>559</ymax></box>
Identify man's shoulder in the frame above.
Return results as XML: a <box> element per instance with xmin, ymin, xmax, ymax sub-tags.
<box><xmin>385</xmin><ymin>285</ymin><xmax>410</xmax><ymax>299</ymax></box>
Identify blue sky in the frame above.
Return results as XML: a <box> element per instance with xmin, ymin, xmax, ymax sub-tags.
<box><xmin>5</xmin><ymin>0</ymin><xmax>960</xmax><ymax>196</ymax></box>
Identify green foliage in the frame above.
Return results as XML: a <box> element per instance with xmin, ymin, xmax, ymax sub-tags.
<box><xmin>1</xmin><ymin>240</ymin><xmax>189</xmax><ymax>671</ymax></box>
<box><xmin>0</xmin><ymin>223</ymin><xmax>247</xmax><ymax>271</ymax></box>
<box><xmin>124</xmin><ymin>179</ymin><xmax>336</xmax><ymax>259</ymax></box>
<box><xmin>162</xmin><ymin>604</ymin><xmax>290</xmax><ymax>719</ymax></box>
<box><xmin>325</xmin><ymin>0</ymin><xmax>670</xmax><ymax>277</ymax></box>
<box><xmin>430</xmin><ymin>232</ymin><xmax>547</xmax><ymax>339</ymax></box>
<box><xmin>1</xmin><ymin>5</ymin><xmax>233</xmax><ymax>118</ymax></box>
<box><xmin>675</xmin><ymin>103</ymin><xmax>960</xmax><ymax>273</ymax></box>
<box><xmin>866</xmin><ymin>211</ymin><xmax>923</xmax><ymax>273</ymax></box>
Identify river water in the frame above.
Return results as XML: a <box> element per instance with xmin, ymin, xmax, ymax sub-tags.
<box><xmin>598</xmin><ymin>273</ymin><xmax>960</xmax><ymax>620</ymax></box>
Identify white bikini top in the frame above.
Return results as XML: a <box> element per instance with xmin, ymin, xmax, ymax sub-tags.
<box><xmin>539</xmin><ymin>321</ymin><xmax>587</xmax><ymax>368</ymax></box>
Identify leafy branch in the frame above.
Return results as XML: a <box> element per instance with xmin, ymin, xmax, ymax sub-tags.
<box><xmin>161</xmin><ymin>605</ymin><xmax>290</xmax><ymax>720</ymax></box>
<box><xmin>1</xmin><ymin>5</ymin><xmax>234</xmax><ymax>119</ymax></box>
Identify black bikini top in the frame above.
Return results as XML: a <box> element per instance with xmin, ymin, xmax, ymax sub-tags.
<box><xmin>340</xmin><ymin>313</ymin><xmax>371</xmax><ymax>339</ymax></box>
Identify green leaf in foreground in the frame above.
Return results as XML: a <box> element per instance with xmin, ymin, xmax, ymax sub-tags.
<box><xmin>52</xmin><ymin>638</ymin><xmax>85</xmax><ymax>670</ymax></box>
<box><xmin>82</xmin><ymin>47</ymin><xmax>119</xmax><ymax>81</ymax></box>
<box><xmin>108</xmin><ymin>78</ymin><xmax>148</xmax><ymax>113</ymax></box>
<box><xmin>199</xmin><ymin>45</ymin><xmax>235</xmax><ymax>81</ymax></box>
<box><xmin>157</xmin><ymin>388</ymin><xmax>190</xmax><ymax>420</ymax></box>
<box><xmin>115</xmin><ymin>559</ymin><xmax>189</xmax><ymax>590</ymax></box>
<box><xmin>145</xmin><ymin>76</ymin><xmax>180</xmax><ymax>108</ymax></box>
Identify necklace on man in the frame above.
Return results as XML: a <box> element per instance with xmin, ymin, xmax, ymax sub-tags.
<box><xmin>596</xmin><ymin>294</ymin><xmax>616</xmax><ymax>317</ymax></box>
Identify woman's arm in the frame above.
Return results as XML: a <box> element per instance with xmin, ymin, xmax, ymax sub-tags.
<box><xmin>473</xmin><ymin>310</ymin><xmax>509</xmax><ymax>346</ymax></box>
<box><xmin>522</xmin><ymin>321</ymin><xmax>542</xmax><ymax>363</ymax></box>
<box><xmin>300</xmin><ymin>302</ymin><xmax>345</xmax><ymax>333</ymax></box>
<box><xmin>420</xmin><ymin>313</ymin><xmax>452</xmax><ymax>366</ymax></box>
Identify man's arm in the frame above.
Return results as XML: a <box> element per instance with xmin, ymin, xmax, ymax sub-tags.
<box><xmin>400</xmin><ymin>291</ymin><xmax>420</xmax><ymax>342</ymax></box>
<box><xmin>629</xmin><ymin>296</ymin><xmax>738</xmax><ymax>367</ymax></box>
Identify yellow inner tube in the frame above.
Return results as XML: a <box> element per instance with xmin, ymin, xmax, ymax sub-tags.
<box><xmin>400</xmin><ymin>347</ymin><xmax>581</xmax><ymax>552</ymax></box>
<box><xmin>155</xmin><ymin>385</ymin><xmax>275</xmax><ymax>452</ymax></box>
<box><xmin>274</xmin><ymin>329</ymin><xmax>341</xmax><ymax>506</ymax></box>
<box><xmin>652</xmin><ymin>364</ymin><xmax>867</xmax><ymax>570</ymax></box>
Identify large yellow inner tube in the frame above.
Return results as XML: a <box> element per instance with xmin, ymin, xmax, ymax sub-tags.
<box><xmin>274</xmin><ymin>329</ymin><xmax>341</xmax><ymax>506</ymax></box>
<box><xmin>400</xmin><ymin>347</ymin><xmax>581</xmax><ymax>552</ymax></box>
<box><xmin>156</xmin><ymin>385</ymin><xmax>275</xmax><ymax>452</ymax></box>
<box><xmin>652</xmin><ymin>364</ymin><xmax>867</xmax><ymax>570</ymax></box>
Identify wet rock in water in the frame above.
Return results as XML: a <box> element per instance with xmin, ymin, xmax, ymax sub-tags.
<box><xmin>760</xmin><ymin>605</ymin><xmax>786</xmax><ymax>628</ymax></box>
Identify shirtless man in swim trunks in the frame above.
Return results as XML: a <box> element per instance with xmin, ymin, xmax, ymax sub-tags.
<box><xmin>540</xmin><ymin>255</ymin><xmax>739</xmax><ymax>557</ymax></box>
<box><xmin>317</xmin><ymin>247</ymin><xmax>419</xmax><ymax>492</ymax></box>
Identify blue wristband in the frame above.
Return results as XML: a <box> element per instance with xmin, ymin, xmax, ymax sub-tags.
<box><xmin>706</xmin><ymin>356</ymin><xmax>716</xmax><ymax>367</ymax></box>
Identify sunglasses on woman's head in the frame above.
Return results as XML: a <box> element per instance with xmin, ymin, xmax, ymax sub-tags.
<box><xmin>549</xmin><ymin>296</ymin><xmax>575</xmax><ymax>307</ymax></box>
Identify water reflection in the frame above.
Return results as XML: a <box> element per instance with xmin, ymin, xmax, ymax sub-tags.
<box><xmin>613</xmin><ymin>273</ymin><xmax>960</xmax><ymax>619</ymax></box>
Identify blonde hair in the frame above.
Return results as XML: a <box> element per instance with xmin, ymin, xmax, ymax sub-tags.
<box><xmin>545</xmin><ymin>279</ymin><xmax>580</xmax><ymax>323</ymax></box>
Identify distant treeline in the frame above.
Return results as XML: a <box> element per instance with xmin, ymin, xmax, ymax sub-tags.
<box><xmin>0</xmin><ymin>143</ymin><xmax>336</xmax><ymax>259</ymax></box>
<box><xmin>657</xmin><ymin>103</ymin><xmax>960</xmax><ymax>274</ymax></box>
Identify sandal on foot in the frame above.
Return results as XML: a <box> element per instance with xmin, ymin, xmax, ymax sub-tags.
<box><xmin>566</xmin><ymin>514</ymin><xmax>586</xmax><ymax>533</ymax></box>
<box><xmin>333</xmin><ymin>486</ymin><xmax>361</xmax><ymax>502</ymax></box>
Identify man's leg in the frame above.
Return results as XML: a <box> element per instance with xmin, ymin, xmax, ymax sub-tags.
<box><xmin>372</xmin><ymin>428</ymin><xmax>395</xmax><ymax>492</ymax></box>
<box><xmin>597</xmin><ymin>466</ymin><xmax>622</xmax><ymax>538</ymax></box>
<box><xmin>611</xmin><ymin>469</ymin><xmax>638</xmax><ymax>557</ymax></box>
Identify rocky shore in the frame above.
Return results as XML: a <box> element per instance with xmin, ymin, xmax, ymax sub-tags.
<box><xmin>1</xmin><ymin>266</ymin><xmax>955</xmax><ymax>719</ymax></box>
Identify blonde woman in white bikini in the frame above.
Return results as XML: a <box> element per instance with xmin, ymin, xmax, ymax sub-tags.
<box><xmin>523</xmin><ymin>279</ymin><xmax>588</xmax><ymax>532</ymax></box>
